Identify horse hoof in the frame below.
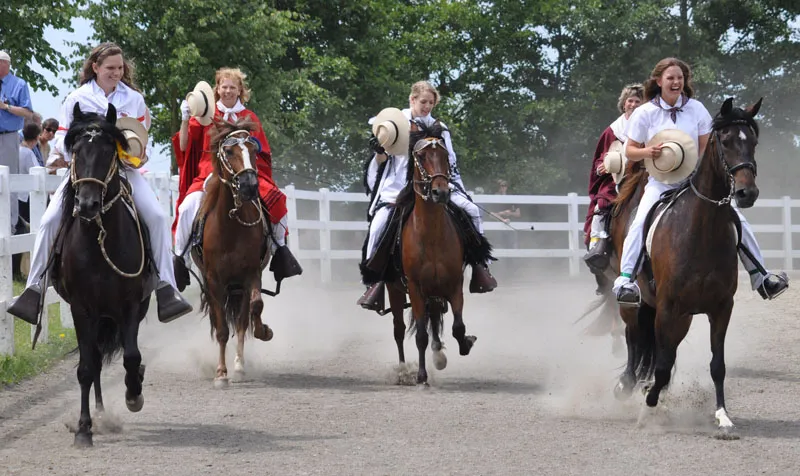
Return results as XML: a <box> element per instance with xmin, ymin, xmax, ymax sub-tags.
<box><xmin>254</xmin><ymin>324</ymin><xmax>273</xmax><ymax>342</ymax></box>
<box><xmin>125</xmin><ymin>394</ymin><xmax>144</xmax><ymax>413</ymax></box>
<box><xmin>459</xmin><ymin>335</ymin><xmax>477</xmax><ymax>356</ymax></box>
<box><xmin>714</xmin><ymin>427</ymin><xmax>740</xmax><ymax>441</ymax></box>
<box><xmin>613</xmin><ymin>381</ymin><xmax>633</xmax><ymax>401</ymax></box>
<box><xmin>432</xmin><ymin>350</ymin><xmax>447</xmax><ymax>370</ymax></box>
<box><xmin>417</xmin><ymin>382</ymin><xmax>430</xmax><ymax>390</ymax></box>
<box><xmin>73</xmin><ymin>432</ymin><xmax>93</xmax><ymax>448</ymax></box>
<box><xmin>214</xmin><ymin>377</ymin><xmax>229</xmax><ymax>389</ymax></box>
<box><xmin>234</xmin><ymin>363</ymin><xmax>245</xmax><ymax>375</ymax></box>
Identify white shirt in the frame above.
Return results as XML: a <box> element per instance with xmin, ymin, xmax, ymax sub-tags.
<box><xmin>625</xmin><ymin>96</ymin><xmax>713</xmax><ymax>153</ymax></box>
<box><xmin>366</xmin><ymin>108</ymin><xmax>462</xmax><ymax>216</ymax></box>
<box><xmin>47</xmin><ymin>80</ymin><xmax>148</xmax><ymax>166</ymax></box>
<box><xmin>608</xmin><ymin>114</ymin><xmax>630</xmax><ymax>142</ymax></box>
<box><xmin>18</xmin><ymin>146</ymin><xmax>38</xmax><ymax>202</ymax></box>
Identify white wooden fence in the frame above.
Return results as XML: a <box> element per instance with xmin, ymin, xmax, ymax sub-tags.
<box><xmin>1</xmin><ymin>165</ymin><xmax>798</xmax><ymax>355</ymax></box>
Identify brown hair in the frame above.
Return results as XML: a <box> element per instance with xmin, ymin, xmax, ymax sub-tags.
<box><xmin>617</xmin><ymin>83</ymin><xmax>644</xmax><ymax>113</ymax></box>
<box><xmin>642</xmin><ymin>57</ymin><xmax>694</xmax><ymax>101</ymax></box>
<box><xmin>409</xmin><ymin>81</ymin><xmax>440</xmax><ymax>105</ymax></box>
<box><xmin>214</xmin><ymin>67</ymin><xmax>251</xmax><ymax>104</ymax></box>
<box><xmin>79</xmin><ymin>42</ymin><xmax>140</xmax><ymax>92</ymax></box>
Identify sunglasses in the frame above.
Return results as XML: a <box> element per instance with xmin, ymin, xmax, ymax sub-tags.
<box><xmin>44</xmin><ymin>128</ymin><xmax>57</xmax><ymax>133</ymax></box>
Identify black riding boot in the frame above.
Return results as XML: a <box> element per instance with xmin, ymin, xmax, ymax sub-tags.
<box><xmin>7</xmin><ymin>284</ymin><xmax>43</xmax><ymax>325</ymax></box>
<box><xmin>583</xmin><ymin>238</ymin><xmax>610</xmax><ymax>274</ymax></box>
<box><xmin>270</xmin><ymin>246</ymin><xmax>303</xmax><ymax>281</ymax></box>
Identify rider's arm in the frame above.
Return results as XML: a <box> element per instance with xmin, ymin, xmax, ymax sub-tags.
<box><xmin>179</xmin><ymin>118</ymin><xmax>190</xmax><ymax>152</ymax></box>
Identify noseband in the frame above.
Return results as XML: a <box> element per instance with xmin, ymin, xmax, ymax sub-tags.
<box><xmin>689</xmin><ymin>121</ymin><xmax>757</xmax><ymax>207</ymax></box>
<box><xmin>412</xmin><ymin>137</ymin><xmax>451</xmax><ymax>201</ymax></box>
<box><xmin>216</xmin><ymin>129</ymin><xmax>263</xmax><ymax>227</ymax></box>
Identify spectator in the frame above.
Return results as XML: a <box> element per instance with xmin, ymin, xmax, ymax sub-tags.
<box><xmin>0</xmin><ymin>50</ymin><xmax>34</xmax><ymax>233</ymax></box>
<box><xmin>490</xmin><ymin>179</ymin><xmax>520</xmax><ymax>223</ymax></box>
<box><xmin>34</xmin><ymin>118</ymin><xmax>58</xmax><ymax>166</ymax></box>
<box><xmin>13</xmin><ymin>122</ymin><xmax>40</xmax><ymax>280</ymax></box>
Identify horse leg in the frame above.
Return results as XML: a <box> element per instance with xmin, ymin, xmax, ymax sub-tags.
<box><xmin>122</xmin><ymin>307</ymin><xmax>145</xmax><ymax>413</ymax></box>
<box><xmin>450</xmin><ymin>290</ymin><xmax>475</xmax><ymax>356</ymax></box>
<box><xmin>614</xmin><ymin>322</ymin><xmax>639</xmax><ymax>400</ymax></box>
<box><xmin>408</xmin><ymin>283</ymin><xmax>429</xmax><ymax>386</ymax></box>
<box><xmin>644</xmin><ymin>309</ymin><xmax>691</xmax><ymax>408</ymax></box>
<box><xmin>212</xmin><ymin>303</ymin><xmax>230</xmax><ymax>389</ymax></box>
<box><xmin>635</xmin><ymin>304</ymin><xmax>657</xmax><ymax>384</ymax></box>
<box><xmin>429</xmin><ymin>301</ymin><xmax>447</xmax><ymax>371</ymax></box>
<box><xmin>92</xmin><ymin>346</ymin><xmax>104</xmax><ymax>414</ymax></box>
<box><xmin>709</xmin><ymin>299</ymin><xmax>738</xmax><ymax>439</ymax></box>
<box><xmin>250</xmin><ymin>282</ymin><xmax>272</xmax><ymax>342</ymax></box>
<box><xmin>234</xmin><ymin>330</ymin><xmax>246</xmax><ymax>376</ymax></box>
<box><xmin>73</xmin><ymin>312</ymin><xmax>95</xmax><ymax>447</ymax></box>
<box><xmin>387</xmin><ymin>282</ymin><xmax>406</xmax><ymax>364</ymax></box>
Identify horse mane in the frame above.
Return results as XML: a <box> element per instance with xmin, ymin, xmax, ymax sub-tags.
<box><xmin>395</xmin><ymin>120</ymin><xmax>449</xmax><ymax>210</ymax></box>
<box><xmin>612</xmin><ymin>161</ymin><xmax>646</xmax><ymax>208</ymax></box>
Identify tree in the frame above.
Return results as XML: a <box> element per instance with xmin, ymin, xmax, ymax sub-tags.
<box><xmin>0</xmin><ymin>0</ymin><xmax>82</xmax><ymax>94</ymax></box>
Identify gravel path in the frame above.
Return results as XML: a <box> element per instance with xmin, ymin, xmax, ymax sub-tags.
<box><xmin>1</xmin><ymin>273</ymin><xmax>799</xmax><ymax>475</ymax></box>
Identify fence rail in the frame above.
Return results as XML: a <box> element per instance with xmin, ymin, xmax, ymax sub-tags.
<box><xmin>0</xmin><ymin>165</ymin><xmax>797</xmax><ymax>355</ymax></box>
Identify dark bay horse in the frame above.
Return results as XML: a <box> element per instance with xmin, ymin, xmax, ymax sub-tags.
<box><xmin>600</xmin><ymin>98</ymin><xmax>762</xmax><ymax>436</ymax></box>
<box><xmin>56</xmin><ymin>103</ymin><xmax>155</xmax><ymax>447</ymax></box>
<box><xmin>191</xmin><ymin>120</ymin><xmax>272</xmax><ymax>388</ymax></box>
<box><xmin>385</xmin><ymin>122</ymin><xmax>478</xmax><ymax>386</ymax></box>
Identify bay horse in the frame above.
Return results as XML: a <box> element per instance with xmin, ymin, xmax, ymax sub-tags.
<box><xmin>385</xmin><ymin>121</ymin><xmax>482</xmax><ymax>386</ymax></box>
<box><xmin>191</xmin><ymin>120</ymin><xmax>273</xmax><ymax>388</ymax></box>
<box><xmin>596</xmin><ymin>98</ymin><xmax>762</xmax><ymax>437</ymax></box>
<box><xmin>55</xmin><ymin>103</ymin><xmax>156</xmax><ymax>447</ymax></box>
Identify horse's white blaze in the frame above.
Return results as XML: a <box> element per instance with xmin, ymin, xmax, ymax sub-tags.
<box><xmin>738</xmin><ymin>130</ymin><xmax>747</xmax><ymax>141</ymax></box>
<box><xmin>238</xmin><ymin>143</ymin><xmax>254</xmax><ymax>171</ymax></box>
<box><xmin>715</xmin><ymin>408</ymin><xmax>734</xmax><ymax>428</ymax></box>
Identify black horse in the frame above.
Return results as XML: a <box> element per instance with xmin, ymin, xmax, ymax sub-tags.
<box><xmin>55</xmin><ymin>103</ymin><xmax>156</xmax><ymax>447</ymax></box>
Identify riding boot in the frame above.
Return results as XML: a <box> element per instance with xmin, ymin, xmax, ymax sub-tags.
<box><xmin>7</xmin><ymin>284</ymin><xmax>43</xmax><ymax>325</ymax></box>
<box><xmin>583</xmin><ymin>238</ymin><xmax>610</xmax><ymax>274</ymax></box>
<box><xmin>155</xmin><ymin>281</ymin><xmax>193</xmax><ymax>323</ymax></box>
<box><xmin>757</xmin><ymin>272</ymin><xmax>789</xmax><ymax>300</ymax></box>
<box><xmin>357</xmin><ymin>281</ymin><xmax>385</xmax><ymax>311</ymax></box>
<box><xmin>469</xmin><ymin>264</ymin><xmax>497</xmax><ymax>293</ymax></box>
<box><xmin>615</xmin><ymin>281</ymin><xmax>641</xmax><ymax>308</ymax></box>
<box><xmin>173</xmin><ymin>255</ymin><xmax>190</xmax><ymax>292</ymax></box>
<box><xmin>270</xmin><ymin>246</ymin><xmax>303</xmax><ymax>281</ymax></box>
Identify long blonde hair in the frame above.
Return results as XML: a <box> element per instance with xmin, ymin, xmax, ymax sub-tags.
<box><xmin>214</xmin><ymin>67</ymin><xmax>251</xmax><ymax>103</ymax></box>
<box><xmin>79</xmin><ymin>42</ymin><xmax>140</xmax><ymax>92</ymax></box>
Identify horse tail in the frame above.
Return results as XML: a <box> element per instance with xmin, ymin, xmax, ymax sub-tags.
<box><xmin>613</xmin><ymin>161</ymin><xmax>646</xmax><ymax>209</ymax></box>
<box><xmin>96</xmin><ymin>318</ymin><xmax>125</xmax><ymax>365</ymax></box>
<box><xmin>224</xmin><ymin>288</ymin><xmax>247</xmax><ymax>334</ymax></box>
<box><xmin>405</xmin><ymin>300</ymin><xmax>445</xmax><ymax>338</ymax></box>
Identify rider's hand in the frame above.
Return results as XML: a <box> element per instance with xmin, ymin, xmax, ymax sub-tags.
<box><xmin>647</xmin><ymin>143</ymin><xmax>663</xmax><ymax>159</ymax></box>
<box><xmin>368</xmin><ymin>134</ymin><xmax>386</xmax><ymax>155</ymax></box>
<box><xmin>180</xmin><ymin>100</ymin><xmax>191</xmax><ymax>121</ymax></box>
<box><xmin>596</xmin><ymin>163</ymin><xmax>608</xmax><ymax>175</ymax></box>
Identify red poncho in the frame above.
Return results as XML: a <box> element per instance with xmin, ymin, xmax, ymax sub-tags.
<box><xmin>583</xmin><ymin>126</ymin><xmax>620</xmax><ymax>246</ymax></box>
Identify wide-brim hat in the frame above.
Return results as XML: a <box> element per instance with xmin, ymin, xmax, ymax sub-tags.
<box><xmin>186</xmin><ymin>81</ymin><xmax>215</xmax><ymax>126</ymax></box>
<box><xmin>116</xmin><ymin>117</ymin><xmax>149</xmax><ymax>164</ymax></box>
<box><xmin>603</xmin><ymin>140</ymin><xmax>627</xmax><ymax>184</ymax></box>
<box><xmin>645</xmin><ymin>129</ymin><xmax>698</xmax><ymax>185</ymax></box>
<box><xmin>371</xmin><ymin>107</ymin><xmax>409</xmax><ymax>156</ymax></box>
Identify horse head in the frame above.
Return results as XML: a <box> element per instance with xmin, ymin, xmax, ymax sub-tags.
<box><xmin>209</xmin><ymin>119</ymin><xmax>261</xmax><ymax>203</ymax></box>
<box><xmin>711</xmin><ymin>97</ymin><xmax>762</xmax><ymax>208</ymax></box>
<box><xmin>65</xmin><ymin>103</ymin><xmax>128</xmax><ymax>221</ymax></box>
<box><xmin>409</xmin><ymin>120</ymin><xmax>451</xmax><ymax>204</ymax></box>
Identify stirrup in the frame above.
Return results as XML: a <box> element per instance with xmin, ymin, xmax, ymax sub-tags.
<box><xmin>616</xmin><ymin>283</ymin><xmax>641</xmax><ymax>308</ymax></box>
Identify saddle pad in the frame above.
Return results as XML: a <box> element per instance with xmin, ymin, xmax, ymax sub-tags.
<box><xmin>646</xmin><ymin>203</ymin><xmax>739</xmax><ymax>255</ymax></box>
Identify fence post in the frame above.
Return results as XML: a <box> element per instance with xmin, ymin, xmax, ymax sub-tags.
<box><xmin>567</xmin><ymin>192</ymin><xmax>580</xmax><ymax>277</ymax></box>
<box><xmin>29</xmin><ymin>167</ymin><xmax>50</xmax><ymax>341</ymax></box>
<box><xmin>155</xmin><ymin>172</ymin><xmax>171</xmax><ymax>222</ymax></box>
<box><xmin>284</xmin><ymin>185</ymin><xmax>300</xmax><ymax>256</ymax></box>
<box><xmin>783</xmin><ymin>196</ymin><xmax>793</xmax><ymax>272</ymax></box>
<box><xmin>0</xmin><ymin>167</ymin><xmax>13</xmax><ymax>356</ymax></box>
<box><xmin>319</xmin><ymin>188</ymin><xmax>331</xmax><ymax>283</ymax></box>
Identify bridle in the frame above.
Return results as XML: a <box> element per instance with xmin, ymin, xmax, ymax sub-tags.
<box><xmin>412</xmin><ymin>137</ymin><xmax>451</xmax><ymax>201</ymax></box>
<box><xmin>216</xmin><ymin>129</ymin><xmax>264</xmax><ymax>227</ymax></box>
<box><xmin>69</xmin><ymin>127</ymin><xmax>145</xmax><ymax>278</ymax></box>
<box><xmin>689</xmin><ymin>120</ymin><xmax>757</xmax><ymax>207</ymax></box>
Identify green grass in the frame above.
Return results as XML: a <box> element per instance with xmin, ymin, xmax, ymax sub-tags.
<box><xmin>0</xmin><ymin>280</ymin><xmax>77</xmax><ymax>386</ymax></box>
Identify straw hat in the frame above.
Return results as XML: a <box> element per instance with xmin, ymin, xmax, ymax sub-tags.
<box><xmin>185</xmin><ymin>81</ymin><xmax>215</xmax><ymax>126</ymax></box>
<box><xmin>645</xmin><ymin>129</ymin><xmax>698</xmax><ymax>184</ymax></box>
<box><xmin>602</xmin><ymin>140</ymin><xmax>627</xmax><ymax>184</ymax></box>
<box><xmin>371</xmin><ymin>108</ymin><xmax>409</xmax><ymax>156</ymax></box>
<box><xmin>116</xmin><ymin>117</ymin><xmax>149</xmax><ymax>166</ymax></box>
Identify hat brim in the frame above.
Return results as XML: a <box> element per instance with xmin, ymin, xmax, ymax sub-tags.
<box><xmin>645</xmin><ymin>129</ymin><xmax>698</xmax><ymax>185</ymax></box>
<box><xmin>116</xmin><ymin>117</ymin><xmax>149</xmax><ymax>159</ymax></box>
<box><xmin>187</xmin><ymin>81</ymin><xmax>215</xmax><ymax>126</ymax></box>
<box><xmin>603</xmin><ymin>140</ymin><xmax>627</xmax><ymax>184</ymax></box>
<box><xmin>371</xmin><ymin>107</ymin><xmax>410</xmax><ymax>156</ymax></box>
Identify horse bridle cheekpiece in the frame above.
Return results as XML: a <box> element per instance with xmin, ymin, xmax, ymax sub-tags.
<box><xmin>70</xmin><ymin>126</ymin><xmax>146</xmax><ymax>278</ymax></box>
<box><xmin>690</xmin><ymin>120</ymin><xmax>757</xmax><ymax>207</ymax></box>
<box><xmin>412</xmin><ymin>137</ymin><xmax>451</xmax><ymax>200</ymax></box>
<box><xmin>217</xmin><ymin>129</ymin><xmax>264</xmax><ymax>227</ymax></box>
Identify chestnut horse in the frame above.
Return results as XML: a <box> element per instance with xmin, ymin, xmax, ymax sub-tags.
<box><xmin>385</xmin><ymin>121</ymin><xmax>479</xmax><ymax>386</ymax></box>
<box><xmin>55</xmin><ymin>104</ymin><xmax>156</xmax><ymax>446</ymax></box>
<box><xmin>191</xmin><ymin>120</ymin><xmax>273</xmax><ymax>388</ymax></box>
<box><xmin>590</xmin><ymin>98</ymin><xmax>762</xmax><ymax>437</ymax></box>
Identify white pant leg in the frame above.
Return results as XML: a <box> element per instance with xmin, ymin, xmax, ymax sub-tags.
<box><xmin>26</xmin><ymin>176</ymin><xmax>69</xmax><ymax>288</ymax></box>
<box><xmin>449</xmin><ymin>191</ymin><xmax>483</xmax><ymax>234</ymax></box>
<box><xmin>271</xmin><ymin>215</ymin><xmax>288</xmax><ymax>250</ymax></box>
<box><xmin>125</xmin><ymin>169</ymin><xmax>176</xmax><ymax>289</ymax></box>
<box><xmin>618</xmin><ymin>178</ymin><xmax>675</xmax><ymax>277</ymax></box>
<box><xmin>590</xmin><ymin>204</ymin><xmax>609</xmax><ymax>243</ymax></box>
<box><xmin>175</xmin><ymin>190</ymin><xmax>204</xmax><ymax>266</ymax></box>
<box><xmin>365</xmin><ymin>206</ymin><xmax>392</xmax><ymax>261</ymax></box>
<box><xmin>734</xmin><ymin>204</ymin><xmax>769</xmax><ymax>289</ymax></box>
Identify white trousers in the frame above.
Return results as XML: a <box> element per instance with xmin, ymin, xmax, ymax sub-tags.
<box><xmin>27</xmin><ymin>168</ymin><xmax>177</xmax><ymax>289</ymax></box>
<box><xmin>365</xmin><ymin>191</ymin><xmax>484</xmax><ymax>261</ymax></box>
<box><xmin>174</xmin><ymin>188</ymin><xmax>287</xmax><ymax>267</ymax></box>
<box><xmin>589</xmin><ymin>204</ymin><xmax>609</xmax><ymax>247</ymax></box>
<box><xmin>618</xmin><ymin>176</ymin><xmax>770</xmax><ymax>290</ymax></box>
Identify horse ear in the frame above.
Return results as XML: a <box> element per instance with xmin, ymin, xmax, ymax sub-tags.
<box><xmin>747</xmin><ymin>97</ymin><xmax>763</xmax><ymax>118</ymax></box>
<box><xmin>72</xmin><ymin>103</ymin><xmax>83</xmax><ymax>120</ymax></box>
<box><xmin>721</xmin><ymin>97</ymin><xmax>734</xmax><ymax>116</ymax></box>
<box><xmin>106</xmin><ymin>104</ymin><xmax>117</xmax><ymax>126</ymax></box>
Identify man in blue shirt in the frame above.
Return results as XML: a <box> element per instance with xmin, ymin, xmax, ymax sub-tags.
<box><xmin>0</xmin><ymin>50</ymin><xmax>34</xmax><ymax>232</ymax></box>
